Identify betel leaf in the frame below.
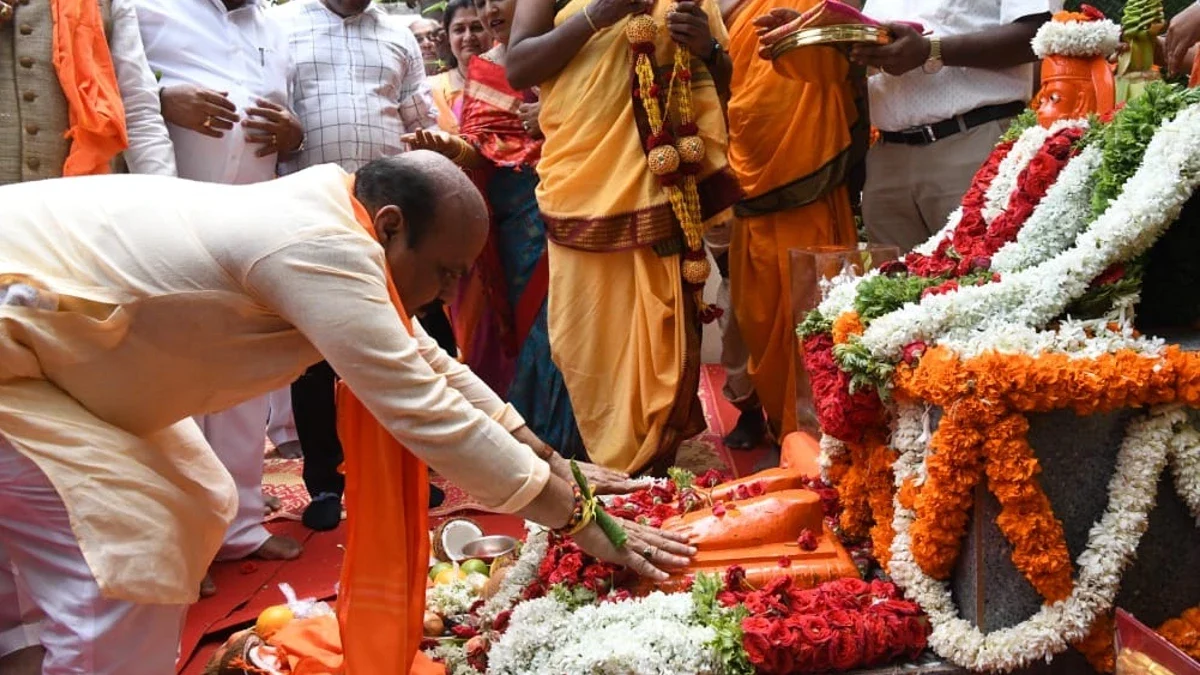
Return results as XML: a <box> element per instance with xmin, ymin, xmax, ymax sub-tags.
<box><xmin>569</xmin><ymin>460</ymin><xmax>628</xmax><ymax>548</ymax></box>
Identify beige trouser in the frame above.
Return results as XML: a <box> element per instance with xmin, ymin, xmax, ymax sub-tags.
<box><xmin>704</xmin><ymin>220</ymin><xmax>757</xmax><ymax>410</ymax></box>
<box><xmin>196</xmin><ymin>396</ymin><xmax>272</xmax><ymax>560</ymax></box>
<box><xmin>862</xmin><ymin>118</ymin><xmax>1011</xmax><ymax>254</ymax></box>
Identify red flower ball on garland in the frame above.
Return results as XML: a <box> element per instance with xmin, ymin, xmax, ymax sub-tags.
<box><xmin>803</xmin><ymin>332</ymin><xmax>885</xmax><ymax>443</ymax></box>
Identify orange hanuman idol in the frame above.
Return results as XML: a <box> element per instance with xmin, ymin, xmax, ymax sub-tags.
<box><xmin>635</xmin><ymin>433</ymin><xmax>859</xmax><ymax>593</ymax></box>
<box><xmin>1030</xmin><ymin>6</ymin><xmax>1121</xmax><ymax>128</ymax></box>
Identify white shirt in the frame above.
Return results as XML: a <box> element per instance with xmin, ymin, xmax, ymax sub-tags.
<box><xmin>273</xmin><ymin>0</ymin><xmax>436</xmax><ymax>174</ymax></box>
<box><xmin>110</xmin><ymin>0</ymin><xmax>177</xmax><ymax>176</ymax></box>
<box><xmin>134</xmin><ymin>0</ymin><xmax>292</xmax><ymax>185</ymax></box>
<box><xmin>862</xmin><ymin>0</ymin><xmax>1061</xmax><ymax>131</ymax></box>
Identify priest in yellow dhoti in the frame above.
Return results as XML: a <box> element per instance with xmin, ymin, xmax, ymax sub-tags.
<box><xmin>506</xmin><ymin>0</ymin><xmax>743</xmax><ymax>475</ymax></box>
<box><xmin>0</xmin><ymin>152</ymin><xmax>689</xmax><ymax>674</ymax></box>
<box><xmin>724</xmin><ymin>0</ymin><xmax>862</xmax><ymax>437</ymax></box>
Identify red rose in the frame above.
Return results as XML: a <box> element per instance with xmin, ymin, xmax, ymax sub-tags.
<box><xmin>548</xmin><ymin>552</ymin><xmax>584</xmax><ymax>584</ymax></box>
<box><xmin>712</xmin><ymin>502</ymin><xmax>727</xmax><ymax>517</ymax></box>
<box><xmin>901</xmin><ymin>341</ymin><xmax>928</xmax><ymax>365</ymax></box>
<box><xmin>748</xmin><ymin>480</ymin><xmax>766</xmax><ymax>497</ymax></box>
<box><xmin>794</xmin><ymin>614</ymin><xmax>836</xmax><ymax>646</ymax></box>
<box><xmin>778</xmin><ymin>556</ymin><xmax>793</xmax><ymax>568</ymax></box>
<box><xmin>796</xmin><ymin>529</ymin><xmax>820</xmax><ymax>551</ymax></box>
<box><xmin>825</xmin><ymin>609</ymin><xmax>858</xmax><ymax>630</ymax></box>
<box><xmin>492</xmin><ymin>610</ymin><xmax>512</xmax><ymax>633</ymax></box>
<box><xmin>827</xmin><ymin>628</ymin><xmax>864</xmax><ymax>670</ymax></box>
<box><xmin>742</xmin><ymin>617</ymin><xmax>775</xmax><ymax>666</ymax></box>
<box><xmin>869</xmin><ymin>579</ymin><xmax>899</xmax><ymax>599</ymax></box>
<box><xmin>904</xmin><ymin>616</ymin><xmax>930</xmax><ymax>655</ymax></box>
<box><xmin>717</xmin><ymin>590</ymin><xmax>742</xmax><ymax>607</ymax></box>
<box><xmin>735</xmin><ymin>484</ymin><xmax>750</xmax><ymax>500</ymax></box>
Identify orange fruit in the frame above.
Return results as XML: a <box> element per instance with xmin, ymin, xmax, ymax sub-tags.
<box><xmin>255</xmin><ymin>605</ymin><xmax>294</xmax><ymax>638</ymax></box>
<box><xmin>433</xmin><ymin>567</ymin><xmax>467</xmax><ymax>586</ymax></box>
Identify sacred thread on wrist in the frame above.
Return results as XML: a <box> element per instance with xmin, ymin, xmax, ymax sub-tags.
<box><xmin>583</xmin><ymin>5</ymin><xmax>599</xmax><ymax>33</ymax></box>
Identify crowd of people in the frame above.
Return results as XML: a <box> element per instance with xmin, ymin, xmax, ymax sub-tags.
<box><xmin>7</xmin><ymin>0</ymin><xmax>1200</xmax><ymax>672</ymax></box>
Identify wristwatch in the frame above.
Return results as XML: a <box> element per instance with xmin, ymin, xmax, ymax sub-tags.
<box><xmin>922</xmin><ymin>36</ymin><xmax>944</xmax><ymax>74</ymax></box>
<box><xmin>703</xmin><ymin>38</ymin><xmax>724</xmax><ymax>66</ymax></box>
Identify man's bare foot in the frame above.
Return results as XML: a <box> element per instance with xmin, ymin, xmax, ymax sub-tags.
<box><xmin>253</xmin><ymin>535</ymin><xmax>303</xmax><ymax>561</ymax></box>
<box><xmin>0</xmin><ymin>645</ymin><xmax>44</xmax><ymax>674</ymax></box>
<box><xmin>264</xmin><ymin>494</ymin><xmax>282</xmax><ymax>515</ymax></box>
<box><xmin>200</xmin><ymin>573</ymin><xmax>217</xmax><ymax>598</ymax></box>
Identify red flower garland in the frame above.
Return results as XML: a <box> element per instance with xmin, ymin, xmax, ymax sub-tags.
<box><xmin>802</xmin><ymin>332</ymin><xmax>885</xmax><ymax>442</ymax></box>
<box><xmin>905</xmin><ymin>139</ymin><xmax>1015</xmax><ymax>278</ymax></box>
<box><xmin>721</xmin><ymin>573</ymin><xmax>929</xmax><ymax>674</ymax></box>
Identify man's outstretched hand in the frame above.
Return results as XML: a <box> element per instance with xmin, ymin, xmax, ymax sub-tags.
<box><xmin>548</xmin><ymin>453</ymin><xmax>648</xmax><ymax>495</ymax></box>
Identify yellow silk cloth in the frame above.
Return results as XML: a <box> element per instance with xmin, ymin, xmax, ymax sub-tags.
<box><xmin>535</xmin><ymin>0</ymin><xmax>730</xmax><ymax>234</ymax></box>
<box><xmin>730</xmin><ymin>191</ymin><xmax>856</xmax><ymax>435</ymax></box>
<box><xmin>430</xmin><ymin>70</ymin><xmax>464</xmax><ymax>134</ymax></box>
<box><xmin>547</xmin><ymin>241</ymin><xmax>704</xmax><ymax>474</ymax></box>
<box><xmin>725</xmin><ymin>0</ymin><xmax>858</xmax><ymax>435</ymax></box>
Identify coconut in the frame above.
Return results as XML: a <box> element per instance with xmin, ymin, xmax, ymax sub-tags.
<box><xmin>431</xmin><ymin>517</ymin><xmax>484</xmax><ymax>562</ymax></box>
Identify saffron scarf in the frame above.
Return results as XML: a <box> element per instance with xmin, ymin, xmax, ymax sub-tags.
<box><xmin>335</xmin><ymin>178</ymin><xmax>444</xmax><ymax>675</ymax></box>
<box><xmin>50</xmin><ymin>0</ymin><xmax>128</xmax><ymax>176</ymax></box>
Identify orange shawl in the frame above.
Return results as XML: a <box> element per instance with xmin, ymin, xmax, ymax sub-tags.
<box><xmin>335</xmin><ymin>180</ymin><xmax>444</xmax><ymax>675</ymax></box>
<box><xmin>51</xmin><ymin>0</ymin><xmax>128</xmax><ymax>175</ymax></box>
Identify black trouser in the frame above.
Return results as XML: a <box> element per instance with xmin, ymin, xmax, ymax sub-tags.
<box><xmin>293</xmin><ymin>360</ymin><xmax>343</xmax><ymax>498</ymax></box>
<box><xmin>295</xmin><ymin>301</ymin><xmax>457</xmax><ymax>499</ymax></box>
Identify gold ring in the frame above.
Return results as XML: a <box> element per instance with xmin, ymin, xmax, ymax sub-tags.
<box><xmin>203</xmin><ymin>116</ymin><xmax>213</xmax><ymax>129</ymax></box>
<box><xmin>271</xmin><ymin>133</ymin><xmax>278</xmax><ymax>145</ymax></box>
<box><xmin>641</xmin><ymin>546</ymin><xmax>654</xmax><ymax>560</ymax></box>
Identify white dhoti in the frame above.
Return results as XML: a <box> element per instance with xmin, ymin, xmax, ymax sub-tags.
<box><xmin>0</xmin><ymin>435</ymin><xmax>187</xmax><ymax>673</ymax></box>
<box><xmin>266</xmin><ymin>386</ymin><xmax>298</xmax><ymax>448</ymax></box>
<box><xmin>197</xmin><ymin>396</ymin><xmax>272</xmax><ymax>560</ymax></box>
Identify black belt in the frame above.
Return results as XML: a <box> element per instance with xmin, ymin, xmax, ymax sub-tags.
<box><xmin>880</xmin><ymin>101</ymin><xmax>1027</xmax><ymax>146</ymax></box>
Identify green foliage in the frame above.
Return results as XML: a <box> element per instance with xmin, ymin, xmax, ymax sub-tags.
<box><xmin>548</xmin><ymin>584</ymin><xmax>599</xmax><ymax>610</ymax></box>
<box><xmin>1121</xmin><ymin>0</ymin><xmax>1165</xmax><ymax>36</ymax></box>
<box><xmin>667</xmin><ymin>467</ymin><xmax>696</xmax><ymax>491</ymax></box>
<box><xmin>691</xmin><ymin>573</ymin><xmax>755</xmax><ymax>675</ymax></box>
<box><xmin>797</xmin><ymin>309</ymin><xmax>832</xmax><ymax>339</ymax></box>
<box><xmin>1066</xmin><ymin>0</ymin><xmax>1190</xmax><ymax>21</ymax></box>
<box><xmin>853</xmin><ymin>274</ymin><xmax>942</xmax><ymax>322</ymax></box>
<box><xmin>833</xmin><ymin>338</ymin><xmax>894</xmax><ymax>396</ymax></box>
<box><xmin>1065</xmin><ymin>259</ymin><xmax>1146</xmax><ymax>318</ymax></box>
<box><xmin>1092</xmin><ymin>82</ymin><xmax>1200</xmax><ymax>216</ymax></box>
<box><xmin>1000</xmin><ymin>109</ymin><xmax>1040</xmax><ymax>143</ymax></box>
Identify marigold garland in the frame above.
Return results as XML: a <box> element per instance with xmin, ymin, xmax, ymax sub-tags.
<box><xmin>983</xmin><ymin>411</ymin><xmax>1073</xmax><ymax>603</ymax></box>
<box><xmin>1158</xmin><ymin>606</ymin><xmax>1200</xmax><ymax>662</ymax></box>
<box><xmin>831</xmin><ymin>311</ymin><xmax>863</xmax><ymax>346</ymax></box>
<box><xmin>906</xmin><ymin>396</ymin><xmax>995</xmax><ymax>579</ymax></box>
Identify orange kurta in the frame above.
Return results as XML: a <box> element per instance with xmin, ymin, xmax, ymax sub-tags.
<box><xmin>725</xmin><ymin>0</ymin><xmax>859</xmax><ymax>436</ymax></box>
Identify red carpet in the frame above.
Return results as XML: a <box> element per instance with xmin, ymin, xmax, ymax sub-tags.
<box><xmin>178</xmin><ymin>365</ymin><xmax>770</xmax><ymax>673</ymax></box>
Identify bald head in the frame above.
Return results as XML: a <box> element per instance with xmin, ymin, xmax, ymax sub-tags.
<box><xmin>354</xmin><ymin>150</ymin><xmax>487</xmax><ymax>248</ymax></box>
<box><xmin>354</xmin><ymin>151</ymin><xmax>489</xmax><ymax>312</ymax></box>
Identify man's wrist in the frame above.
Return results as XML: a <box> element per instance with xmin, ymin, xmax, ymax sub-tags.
<box><xmin>701</xmin><ymin>38</ymin><xmax>721</xmax><ymax>64</ymax></box>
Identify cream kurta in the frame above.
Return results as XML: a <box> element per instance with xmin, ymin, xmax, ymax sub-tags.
<box><xmin>0</xmin><ymin>164</ymin><xmax>549</xmax><ymax>604</ymax></box>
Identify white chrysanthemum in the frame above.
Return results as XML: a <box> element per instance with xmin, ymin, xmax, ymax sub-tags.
<box><xmin>1031</xmin><ymin>17</ymin><xmax>1122</xmax><ymax>59</ymax></box>
<box><xmin>426</xmin><ymin>578</ymin><xmax>479</xmax><ymax>617</ymax></box>
<box><xmin>487</xmin><ymin>592</ymin><xmax>719</xmax><ymax>675</ymax></box>
<box><xmin>982</xmin><ymin>125</ymin><xmax>1054</xmax><ymax>223</ymax></box>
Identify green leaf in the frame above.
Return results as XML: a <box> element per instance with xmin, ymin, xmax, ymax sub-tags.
<box><xmin>595</xmin><ymin>510</ymin><xmax>628</xmax><ymax>549</ymax></box>
<box><xmin>797</xmin><ymin>309</ymin><xmax>832</xmax><ymax>339</ymax></box>
<box><xmin>1000</xmin><ymin>108</ymin><xmax>1039</xmax><ymax>143</ymax></box>
<box><xmin>690</xmin><ymin>573</ymin><xmax>755</xmax><ymax>675</ymax></box>
<box><xmin>569</xmin><ymin>460</ymin><xmax>594</xmax><ymax>500</ymax></box>
<box><xmin>667</xmin><ymin>467</ymin><xmax>696</xmax><ymax>491</ymax></box>
<box><xmin>853</xmin><ymin>274</ymin><xmax>942</xmax><ymax>321</ymax></box>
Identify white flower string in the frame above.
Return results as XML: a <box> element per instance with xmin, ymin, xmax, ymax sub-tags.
<box><xmin>981</xmin><ymin>124</ymin><xmax>1056</xmax><ymax>223</ymax></box>
<box><xmin>478</xmin><ymin>523</ymin><xmax>549</xmax><ymax>625</ymax></box>
<box><xmin>818</xmin><ymin>433</ymin><xmax>847</xmax><ymax>484</ymax></box>
<box><xmin>1167</xmin><ymin>422</ymin><xmax>1200</xmax><ymax>524</ymax></box>
<box><xmin>992</xmin><ymin>144</ymin><xmax>1103</xmax><ymax>273</ymax></box>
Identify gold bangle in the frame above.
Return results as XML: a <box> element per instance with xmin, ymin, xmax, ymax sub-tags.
<box><xmin>449</xmin><ymin>137</ymin><xmax>470</xmax><ymax>165</ymax></box>
<box><xmin>582</xmin><ymin>5</ymin><xmax>599</xmax><ymax>33</ymax></box>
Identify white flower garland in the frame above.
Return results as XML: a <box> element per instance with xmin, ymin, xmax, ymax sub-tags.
<box><xmin>860</xmin><ymin>103</ymin><xmax>1200</xmax><ymax>364</ymax></box>
<box><xmin>889</xmin><ymin>401</ymin><xmax>928</xmax><ymax>489</ymax></box>
<box><xmin>427</xmin><ymin>577</ymin><xmax>481</xmax><ymax>617</ymax></box>
<box><xmin>486</xmin><ymin>592</ymin><xmax>719</xmax><ymax>675</ymax></box>
<box><xmin>890</xmin><ymin>405</ymin><xmax>1184</xmax><ymax>672</ymax></box>
<box><xmin>982</xmin><ymin>124</ymin><xmax>1055</xmax><ymax>223</ymax></box>
<box><xmin>817</xmin><ymin>268</ymin><xmax>874</xmax><ymax>319</ymax></box>
<box><xmin>1167</xmin><ymin>422</ymin><xmax>1200</xmax><ymax>524</ymax></box>
<box><xmin>992</xmin><ymin>144</ymin><xmax>1103</xmax><ymax>273</ymax></box>
<box><xmin>912</xmin><ymin>207</ymin><xmax>964</xmax><ymax>257</ymax></box>
<box><xmin>478</xmin><ymin>523</ymin><xmax>549</xmax><ymax>625</ymax></box>
<box><xmin>818</xmin><ymin>433</ymin><xmax>847</xmax><ymax>483</ymax></box>
<box><xmin>936</xmin><ymin>317</ymin><xmax>1165</xmax><ymax>361</ymax></box>
<box><xmin>1031</xmin><ymin>18</ymin><xmax>1121</xmax><ymax>59</ymax></box>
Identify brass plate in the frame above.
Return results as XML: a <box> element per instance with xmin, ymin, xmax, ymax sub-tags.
<box><xmin>768</xmin><ymin>24</ymin><xmax>891</xmax><ymax>60</ymax></box>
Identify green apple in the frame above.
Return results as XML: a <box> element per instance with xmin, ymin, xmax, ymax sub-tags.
<box><xmin>428</xmin><ymin>561</ymin><xmax>453</xmax><ymax>582</ymax></box>
<box><xmin>460</xmin><ymin>559</ymin><xmax>489</xmax><ymax>577</ymax></box>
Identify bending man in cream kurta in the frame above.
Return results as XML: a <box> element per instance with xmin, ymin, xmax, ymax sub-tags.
<box><xmin>0</xmin><ymin>152</ymin><xmax>686</xmax><ymax>674</ymax></box>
